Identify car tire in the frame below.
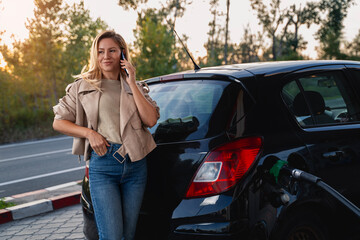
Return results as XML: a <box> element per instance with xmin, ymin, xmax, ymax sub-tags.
<box><xmin>271</xmin><ymin>210</ymin><xmax>329</xmax><ymax>240</ymax></box>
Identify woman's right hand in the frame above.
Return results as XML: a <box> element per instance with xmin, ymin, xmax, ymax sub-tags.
<box><xmin>87</xmin><ymin>130</ymin><xmax>110</xmax><ymax>156</ymax></box>
<box><xmin>53</xmin><ymin>119</ymin><xmax>110</xmax><ymax>156</ymax></box>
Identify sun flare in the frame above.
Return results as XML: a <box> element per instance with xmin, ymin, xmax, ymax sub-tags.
<box><xmin>0</xmin><ymin>0</ymin><xmax>35</xmax><ymax>46</ymax></box>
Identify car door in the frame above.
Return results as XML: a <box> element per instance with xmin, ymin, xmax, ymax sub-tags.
<box><xmin>281</xmin><ymin>64</ymin><xmax>360</xmax><ymax>208</ymax></box>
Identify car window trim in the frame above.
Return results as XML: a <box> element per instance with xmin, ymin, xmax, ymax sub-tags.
<box><xmin>301</xmin><ymin>123</ymin><xmax>360</xmax><ymax>132</ymax></box>
<box><xmin>344</xmin><ymin>65</ymin><xmax>360</xmax><ymax>101</ymax></box>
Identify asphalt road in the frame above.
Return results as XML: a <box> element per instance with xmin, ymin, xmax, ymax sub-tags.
<box><xmin>0</xmin><ymin>136</ymin><xmax>85</xmax><ymax>198</ymax></box>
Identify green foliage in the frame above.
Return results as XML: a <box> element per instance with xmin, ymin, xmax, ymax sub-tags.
<box><xmin>344</xmin><ymin>29</ymin><xmax>360</xmax><ymax>60</ymax></box>
<box><xmin>0</xmin><ymin>198</ymin><xmax>16</xmax><ymax>209</ymax></box>
<box><xmin>204</xmin><ymin>0</ymin><xmax>224</xmax><ymax>66</ymax></box>
<box><xmin>250</xmin><ymin>0</ymin><xmax>318</xmax><ymax>61</ymax></box>
<box><xmin>1</xmin><ymin>0</ymin><xmax>359</xmax><ymax>144</ymax></box>
<box><xmin>236</xmin><ymin>25</ymin><xmax>265</xmax><ymax>63</ymax></box>
<box><xmin>64</xmin><ymin>1</ymin><xmax>108</xmax><ymax>79</ymax></box>
<box><xmin>118</xmin><ymin>0</ymin><xmax>148</xmax><ymax>10</ymax></box>
<box><xmin>132</xmin><ymin>9</ymin><xmax>178</xmax><ymax>79</ymax></box>
<box><xmin>0</xmin><ymin>68</ymin><xmax>16</xmax><ymax>129</ymax></box>
<box><xmin>316</xmin><ymin>0</ymin><xmax>354</xmax><ymax>59</ymax></box>
<box><xmin>248</xmin><ymin>0</ymin><xmax>357</xmax><ymax>61</ymax></box>
<box><xmin>127</xmin><ymin>0</ymin><xmax>193</xmax><ymax>77</ymax></box>
<box><xmin>0</xmin><ymin>0</ymin><xmax>107</xmax><ymax>144</ymax></box>
<box><xmin>161</xmin><ymin>0</ymin><xmax>190</xmax><ymax>21</ymax></box>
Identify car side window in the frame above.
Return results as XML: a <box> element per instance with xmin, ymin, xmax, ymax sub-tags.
<box><xmin>282</xmin><ymin>71</ymin><xmax>359</xmax><ymax>127</ymax></box>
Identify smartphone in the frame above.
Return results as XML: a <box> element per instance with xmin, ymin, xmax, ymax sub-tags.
<box><xmin>120</xmin><ymin>50</ymin><xmax>129</xmax><ymax>77</ymax></box>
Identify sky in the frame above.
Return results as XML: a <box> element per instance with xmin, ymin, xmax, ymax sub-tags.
<box><xmin>1</xmin><ymin>0</ymin><xmax>360</xmax><ymax>65</ymax></box>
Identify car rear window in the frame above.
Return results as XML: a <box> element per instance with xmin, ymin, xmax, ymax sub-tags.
<box><xmin>147</xmin><ymin>80</ymin><xmax>244</xmax><ymax>143</ymax></box>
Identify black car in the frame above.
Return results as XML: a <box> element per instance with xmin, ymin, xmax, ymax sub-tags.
<box><xmin>81</xmin><ymin>60</ymin><xmax>360</xmax><ymax>240</ymax></box>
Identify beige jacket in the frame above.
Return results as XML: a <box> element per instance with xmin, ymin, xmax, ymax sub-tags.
<box><xmin>53</xmin><ymin>78</ymin><xmax>159</xmax><ymax>162</ymax></box>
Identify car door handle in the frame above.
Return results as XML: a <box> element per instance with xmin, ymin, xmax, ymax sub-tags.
<box><xmin>322</xmin><ymin>150</ymin><xmax>344</xmax><ymax>159</ymax></box>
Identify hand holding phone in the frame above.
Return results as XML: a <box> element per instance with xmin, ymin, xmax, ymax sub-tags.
<box><xmin>120</xmin><ymin>50</ymin><xmax>129</xmax><ymax>77</ymax></box>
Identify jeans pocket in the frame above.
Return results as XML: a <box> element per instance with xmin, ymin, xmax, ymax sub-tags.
<box><xmin>91</xmin><ymin>146</ymin><xmax>110</xmax><ymax>158</ymax></box>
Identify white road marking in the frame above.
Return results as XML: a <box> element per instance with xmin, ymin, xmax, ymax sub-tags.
<box><xmin>45</xmin><ymin>181</ymin><xmax>79</xmax><ymax>191</ymax></box>
<box><xmin>0</xmin><ymin>148</ymin><xmax>72</xmax><ymax>163</ymax></box>
<box><xmin>0</xmin><ymin>166</ymin><xmax>85</xmax><ymax>187</ymax></box>
<box><xmin>0</xmin><ymin>136</ymin><xmax>71</xmax><ymax>149</ymax></box>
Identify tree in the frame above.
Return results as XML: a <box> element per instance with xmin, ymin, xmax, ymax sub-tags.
<box><xmin>1</xmin><ymin>0</ymin><xmax>107</xmax><ymax>109</ymax></box>
<box><xmin>237</xmin><ymin>25</ymin><xmax>266</xmax><ymax>63</ymax></box>
<box><xmin>118</xmin><ymin>0</ymin><xmax>193</xmax><ymax>75</ymax></box>
<box><xmin>204</xmin><ymin>0</ymin><xmax>240</xmax><ymax>66</ymax></box>
<box><xmin>64</xmin><ymin>1</ymin><xmax>108</xmax><ymax>81</ymax></box>
<box><xmin>344</xmin><ymin>29</ymin><xmax>360</xmax><ymax>60</ymax></box>
<box><xmin>118</xmin><ymin>0</ymin><xmax>191</xmax><ymax>27</ymax></box>
<box><xmin>250</xmin><ymin>0</ymin><xmax>318</xmax><ymax>60</ymax></box>
<box><xmin>0</xmin><ymin>61</ymin><xmax>20</xmax><ymax>133</ymax></box>
<box><xmin>250</xmin><ymin>0</ymin><xmax>285</xmax><ymax>60</ymax></box>
<box><xmin>276</xmin><ymin>33</ymin><xmax>308</xmax><ymax>60</ymax></box>
<box><xmin>4</xmin><ymin>0</ymin><xmax>67</xmax><ymax>110</ymax></box>
<box><xmin>224</xmin><ymin>0</ymin><xmax>230</xmax><ymax>64</ymax></box>
<box><xmin>118</xmin><ymin>0</ymin><xmax>148</xmax><ymax>10</ymax></box>
<box><xmin>316</xmin><ymin>0</ymin><xmax>354</xmax><ymax>59</ymax></box>
<box><xmin>204</xmin><ymin>0</ymin><xmax>224</xmax><ymax>66</ymax></box>
<box><xmin>0</xmin><ymin>0</ymin><xmax>108</xmax><ymax>142</ymax></box>
<box><xmin>162</xmin><ymin>0</ymin><xmax>191</xmax><ymax>28</ymax></box>
<box><xmin>132</xmin><ymin>9</ymin><xmax>177</xmax><ymax>79</ymax></box>
<box><xmin>160</xmin><ymin>0</ymin><xmax>194</xmax><ymax>71</ymax></box>
<box><xmin>285</xmin><ymin>2</ymin><xmax>319</xmax><ymax>56</ymax></box>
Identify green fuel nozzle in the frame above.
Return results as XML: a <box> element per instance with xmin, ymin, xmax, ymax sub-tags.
<box><xmin>269</xmin><ymin>160</ymin><xmax>288</xmax><ymax>183</ymax></box>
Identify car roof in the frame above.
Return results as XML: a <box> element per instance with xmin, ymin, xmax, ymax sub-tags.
<box><xmin>206</xmin><ymin>60</ymin><xmax>360</xmax><ymax>75</ymax></box>
<box><xmin>145</xmin><ymin>60</ymin><xmax>360</xmax><ymax>83</ymax></box>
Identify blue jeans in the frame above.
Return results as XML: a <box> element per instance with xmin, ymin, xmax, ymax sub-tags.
<box><xmin>89</xmin><ymin>143</ymin><xmax>147</xmax><ymax>240</ymax></box>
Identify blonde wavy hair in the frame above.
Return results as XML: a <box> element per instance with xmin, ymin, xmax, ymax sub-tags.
<box><xmin>75</xmin><ymin>30</ymin><xmax>131</xmax><ymax>90</ymax></box>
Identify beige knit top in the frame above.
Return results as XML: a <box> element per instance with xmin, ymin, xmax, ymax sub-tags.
<box><xmin>97</xmin><ymin>79</ymin><xmax>122</xmax><ymax>144</ymax></box>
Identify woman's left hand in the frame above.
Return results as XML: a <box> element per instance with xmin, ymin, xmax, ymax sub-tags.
<box><xmin>120</xmin><ymin>58</ymin><xmax>158</xmax><ymax>128</ymax></box>
<box><xmin>120</xmin><ymin>59</ymin><xmax>136</xmax><ymax>86</ymax></box>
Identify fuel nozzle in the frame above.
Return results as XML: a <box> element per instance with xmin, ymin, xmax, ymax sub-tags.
<box><xmin>265</xmin><ymin>159</ymin><xmax>360</xmax><ymax>218</ymax></box>
<box><xmin>269</xmin><ymin>159</ymin><xmax>321</xmax><ymax>184</ymax></box>
<box><xmin>269</xmin><ymin>160</ymin><xmax>288</xmax><ymax>184</ymax></box>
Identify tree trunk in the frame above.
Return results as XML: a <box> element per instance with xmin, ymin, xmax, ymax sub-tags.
<box><xmin>272</xmin><ymin>35</ymin><xmax>277</xmax><ymax>60</ymax></box>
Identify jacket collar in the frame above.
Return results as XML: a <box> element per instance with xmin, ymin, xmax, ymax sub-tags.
<box><xmin>77</xmin><ymin>80</ymin><xmax>100</xmax><ymax>130</ymax></box>
<box><xmin>78</xmin><ymin>80</ymin><xmax>98</xmax><ymax>94</ymax></box>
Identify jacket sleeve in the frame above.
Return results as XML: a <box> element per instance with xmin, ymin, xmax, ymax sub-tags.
<box><xmin>137</xmin><ymin>81</ymin><xmax>160</xmax><ymax>120</ymax></box>
<box><xmin>53</xmin><ymin>82</ymin><xmax>77</xmax><ymax>122</ymax></box>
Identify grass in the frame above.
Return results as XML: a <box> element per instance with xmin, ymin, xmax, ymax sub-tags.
<box><xmin>0</xmin><ymin>198</ymin><xmax>16</xmax><ymax>210</ymax></box>
<box><xmin>0</xmin><ymin>120</ymin><xmax>61</xmax><ymax>145</ymax></box>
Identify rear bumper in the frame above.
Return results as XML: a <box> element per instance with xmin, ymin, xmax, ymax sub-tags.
<box><xmin>143</xmin><ymin>194</ymin><xmax>249</xmax><ymax>239</ymax></box>
<box><xmin>170</xmin><ymin>221</ymin><xmax>247</xmax><ymax>240</ymax></box>
<box><xmin>135</xmin><ymin>212</ymin><xmax>247</xmax><ymax>240</ymax></box>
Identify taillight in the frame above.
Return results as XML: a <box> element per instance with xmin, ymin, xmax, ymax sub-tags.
<box><xmin>185</xmin><ymin>136</ymin><xmax>262</xmax><ymax>198</ymax></box>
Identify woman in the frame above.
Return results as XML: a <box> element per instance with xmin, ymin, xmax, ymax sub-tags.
<box><xmin>53</xmin><ymin>30</ymin><xmax>159</xmax><ymax>240</ymax></box>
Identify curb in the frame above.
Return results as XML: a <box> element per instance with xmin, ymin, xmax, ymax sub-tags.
<box><xmin>0</xmin><ymin>182</ymin><xmax>82</xmax><ymax>225</ymax></box>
